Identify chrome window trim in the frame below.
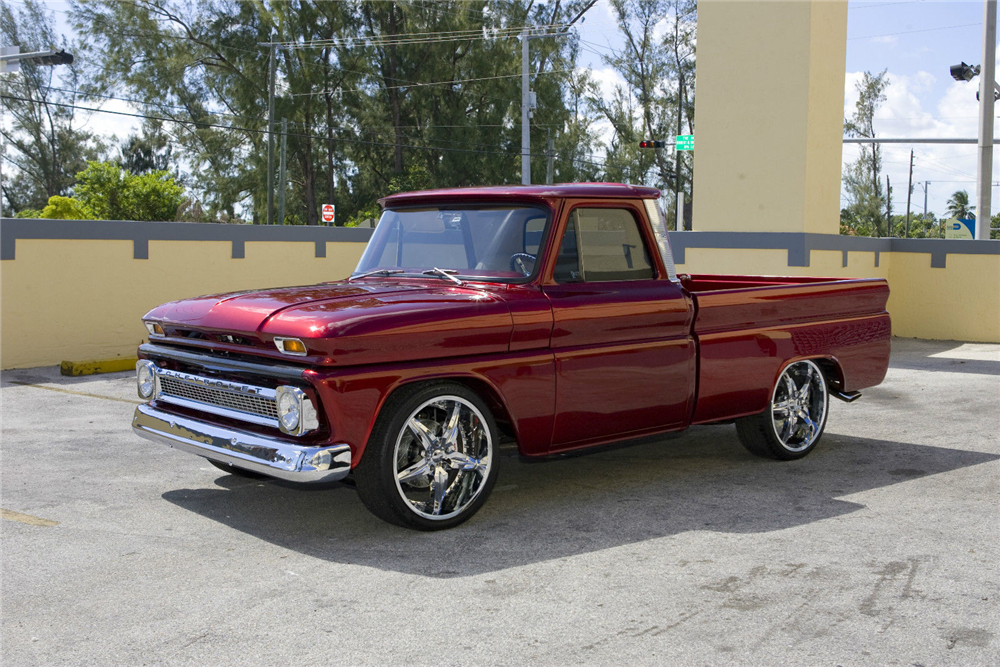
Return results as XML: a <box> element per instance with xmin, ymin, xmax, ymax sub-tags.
<box><xmin>644</xmin><ymin>197</ymin><xmax>680</xmax><ymax>283</ymax></box>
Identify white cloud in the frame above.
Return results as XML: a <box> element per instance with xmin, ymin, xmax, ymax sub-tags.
<box><xmin>74</xmin><ymin>97</ymin><xmax>143</xmax><ymax>146</ymax></box>
<box><xmin>584</xmin><ymin>65</ymin><xmax>627</xmax><ymax>100</ymax></box>
<box><xmin>842</xmin><ymin>69</ymin><xmax>999</xmax><ymax>217</ymax></box>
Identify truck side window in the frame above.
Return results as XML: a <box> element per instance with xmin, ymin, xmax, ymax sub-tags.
<box><xmin>553</xmin><ymin>208</ymin><xmax>653</xmax><ymax>282</ymax></box>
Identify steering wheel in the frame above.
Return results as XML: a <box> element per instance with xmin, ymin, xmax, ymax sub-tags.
<box><xmin>510</xmin><ymin>253</ymin><xmax>536</xmax><ymax>276</ymax></box>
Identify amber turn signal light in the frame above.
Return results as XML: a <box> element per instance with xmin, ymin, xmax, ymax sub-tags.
<box><xmin>274</xmin><ymin>337</ymin><xmax>307</xmax><ymax>356</ymax></box>
<box><xmin>144</xmin><ymin>321</ymin><xmax>164</xmax><ymax>336</ymax></box>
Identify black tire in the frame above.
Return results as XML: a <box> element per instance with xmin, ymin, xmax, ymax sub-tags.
<box><xmin>354</xmin><ymin>381</ymin><xmax>500</xmax><ymax>530</ymax></box>
<box><xmin>207</xmin><ymin>459</ymin><xmax>268</xmax><ymax>478</ymax></box>
<box><xmin>735</xmin><ymin>359</ymin><xmax>829</xmax><ymax>460</ymax></box>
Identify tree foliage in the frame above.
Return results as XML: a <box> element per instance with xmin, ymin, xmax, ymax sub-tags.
<box><xmin>945</xmin><ymin>189</ymin><xmax>975</xmax><ymax>220</ymax></box>
<box><xmin>590</xmin><ymin>0</ymin><xmax>695</xmax><ymax>222</ymax></box>
<box><xmin>0</xmin><ymin>0</ymin><xmax>105</xmax><ymax>214</ymax></box>
<box><xmin>72</xmin><ymin>161</ymin><xmax>184</xmax><ymax>220</ymax></box>
<box><xmin>842</xmin><ymin>69</ymin><xmax>889</xmax><ymax>237</ymax></box>
<box><xmin>4</xmin><ymin>0</ymin><xmax>699</xmax><ymax>224</ymax></box>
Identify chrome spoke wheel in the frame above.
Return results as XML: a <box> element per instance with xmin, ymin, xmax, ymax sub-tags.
<box><xmin>770</xmin><ymin>360</ymin><xmax>828</xmax><ymax>453</ymax></box>
<box><xmin>392</xmin><ymin>395</ymin><xmax>493</xmax><ymax>521</ymax></box>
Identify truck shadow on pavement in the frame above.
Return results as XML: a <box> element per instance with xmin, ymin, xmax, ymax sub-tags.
<box><xmin>161</xmin><ymin>425</ymin><xmax>998</xmax><ymax>578</ymax></box>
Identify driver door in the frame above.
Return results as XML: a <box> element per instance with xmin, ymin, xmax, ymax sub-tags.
<box><xmin>542</xmin><ymin>202</ymin><xmax>695</xmax><ymax>450</ymax></box>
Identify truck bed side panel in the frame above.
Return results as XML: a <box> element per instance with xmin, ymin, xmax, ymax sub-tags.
<box><xmin>690</xmin><ymin>278</ymin><xmax>891</xmax><ymax>424</ymax></box>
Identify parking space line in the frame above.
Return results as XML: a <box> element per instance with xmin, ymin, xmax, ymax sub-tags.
<box><xmin>7</xmin><ymin>381</ymin><xmax>142</xmax><ymax>405</ymax></box>
<box><xmin>1</xmin><ymin>508</ymin><xmax>60</xmax><ymax>527</ymax></box>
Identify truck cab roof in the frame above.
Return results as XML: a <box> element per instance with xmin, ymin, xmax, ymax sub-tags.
<box><xmin>380</xmin><ymin>182</ymin><xmax>662</xmax><ymax>207</ymax></box>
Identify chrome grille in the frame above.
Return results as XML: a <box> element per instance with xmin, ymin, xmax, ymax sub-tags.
<box><xmin>154</xmin><ymin>368</ymin><xmax>278</xmax><ymax>427</ymax></box>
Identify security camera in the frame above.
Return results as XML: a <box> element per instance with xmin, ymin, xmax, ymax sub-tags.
<box><xmin>951</xmin><ymin>62</ymin><xmax>981</xmax><ymax>82</ymax></box>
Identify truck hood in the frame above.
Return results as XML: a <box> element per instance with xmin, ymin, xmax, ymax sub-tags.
<box><xmin>144</xmin><ymin>281</ymin><xmax>515</xmax><ymax>366</ymax></box>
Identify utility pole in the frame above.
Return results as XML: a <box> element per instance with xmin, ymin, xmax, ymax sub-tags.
<box><xmin>905</xmin><ymin>149</ymin><xmax>914</xmax><ymax>238</ymax></box>
<box><xmin>675</xmin><ymin>77</ymin><xmax>686</xmax><ymax>230</ymax></box>
<box><xmin>887</xmin><ymin>175</ymin><xmax>894</xmax><ymax>236</ymax></box>
<box><xmin>976</xmin><ymin>0</ymin><xmax>997</xmax><ymax>239</ymax></box>
<box><xmin>521</xmin><ymin>28</ymin><xmax>531</xmax><ymax>185</ymax></box>
<box><xmin>266</xmin><ymin>43</ymin><xmax>277</xmax><ymax>225</ymax></box>
<box><xmin>277</xmin><ymin>117</ymin><xmax>288</xmax><ymax>225</ymax></box>
<box><xmin>922</xmin><ymin>181</ymin><xmax>929</xmax><ymax>216</ymax></box>
<box><xmin>546</xmin><ymin>128</ymin><xmax>555</xmax><ymax>184</ymax></box>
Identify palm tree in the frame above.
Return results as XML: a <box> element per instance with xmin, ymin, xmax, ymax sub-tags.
<box><xmin>946</xmin><ymin>190</ymin><xmax>976</xmax><ymax>219</ymax></box>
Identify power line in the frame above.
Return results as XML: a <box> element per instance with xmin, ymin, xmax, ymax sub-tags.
<box><xmin>29</xmin><ymin>85</ymin><xmax>577</xmax><ymax>160</ymax></box>
<box><xmin>289</xmin><ymin>68</ymin><xmax>576</xmax><ymax>97</ymax></box>
<box><xmin>848</xmin><ymin>22</ymin><xmax>980</xmax><ymax>41</ymax></box>
<box><xmin>851</xmin><ymin>1</ymin><xmax>924</xmax><ymax>10</ymax></box>
<box><xmin>0</xmin><ymin>93</ymin><xmax>608</xmax><ymax>168</ymax></box>
<box><xmin>266</xmin><ymin>24</ymin><xmax>571</xmax><ymax>49</ymax></box>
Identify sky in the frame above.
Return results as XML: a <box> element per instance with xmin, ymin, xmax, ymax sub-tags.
<box><xmin>13</xmin><ymin>0</ymin><xmax>1000</xmax><ymax>219</ymax></box>
<box><xmin>572</xmin><ymin>0</ymin><xmax>1000</xmax><ymax>219</ymax></box>
<box><xmin>840</xmin><ymin>0</ymin><xmax>999</xmax><ymax>218</ymax></box>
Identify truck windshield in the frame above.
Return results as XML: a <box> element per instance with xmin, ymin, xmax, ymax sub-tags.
<box><xmin>353</xmin><ymin>205</ymin><xmax>550</xmax><ymax>282</ymax></box>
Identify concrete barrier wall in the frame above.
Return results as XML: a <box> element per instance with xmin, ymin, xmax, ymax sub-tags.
<box><xmin>1</xmin><ymin>220</ymin><xmax>372</xmax><ymax>369</ymax></box>
<box><xmin>2</xmin><ymin>220</ymin><xmax>998</xmax><ymax>369</ymax></box>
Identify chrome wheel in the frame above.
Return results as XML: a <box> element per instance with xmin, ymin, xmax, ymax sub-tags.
<box><xmin>770</xmin><ymin>360</ymin><xmax>828</xmax><ymax>453</ymax></box>
<box><xmin>392</xmin><ymin>395</ymin><xmax>493</xmax><ymax>521</ymax></box>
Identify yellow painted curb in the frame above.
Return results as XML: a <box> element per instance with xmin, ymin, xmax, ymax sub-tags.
<box><xmin>60</xmin><ymin>357</ymin><xmax>139</xmax><ymax>376</ymax></box>
<box><xmin>1</xmin><ymin>508</ymin><xmax>59</xmax><ymax>527</ymax></box>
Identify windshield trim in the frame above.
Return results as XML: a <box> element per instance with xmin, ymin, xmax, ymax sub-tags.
<box><xmin>353</xmin><ymin>201</ymin><xmax>554</xmax><ymax>285</ymax></box>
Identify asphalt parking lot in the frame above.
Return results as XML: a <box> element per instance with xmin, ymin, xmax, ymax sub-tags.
<box><xmin>2</xmin><ymin>338</ymin><xmax>998</xmax><ymax>666</ymax></box>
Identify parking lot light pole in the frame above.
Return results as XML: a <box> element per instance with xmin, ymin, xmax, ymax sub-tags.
<box><xmin>0</xmin><ymin>47</ymin><xmax>74</xmax><ymax>72</ymax></box>
<box><xmin>976</xmin><ymin>0</ymin><xmax>997</xmax><ymax>240</ymax></box>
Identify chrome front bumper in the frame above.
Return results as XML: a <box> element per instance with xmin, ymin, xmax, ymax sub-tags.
<box><xmin>132</xmin><ymin>404</ymin><xmax>351</xmax><ymax>483</ymax></box>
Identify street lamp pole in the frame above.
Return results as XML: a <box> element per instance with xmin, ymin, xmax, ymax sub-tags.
<box><xmin>976</xmin><ymin>0</ymin><xmax>997</xmax><ymax>240</ymax></box>
<box><xmin>521</xmin><ymin>28</ymin><xmax>530</xmax><ymax>185</ymax></box>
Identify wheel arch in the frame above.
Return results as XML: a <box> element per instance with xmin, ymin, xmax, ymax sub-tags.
<box><xmin>367</xmin><ymin>372</ymin><xmax>519</xmax><ymax>451</ymax></box>
<box><xmin>770</xmin><ymin>354</ymin><xmax>845</xmax><ymax>393</ymax></box>
<box><xmin>812</xmin><ymin>355</ymin><xmax>847</xmax><ymax>391</ymax></box>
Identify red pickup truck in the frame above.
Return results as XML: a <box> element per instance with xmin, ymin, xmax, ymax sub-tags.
<box><xmin>132</xmin><ymin>184</ymin><xmax>891</xmax><ymax>530</ymax></box>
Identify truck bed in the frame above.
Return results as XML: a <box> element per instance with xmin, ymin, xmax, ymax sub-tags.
<box><xmin>680</xmin><ymin>274</ymin><xmax>892</xmax><ymax>424</ymax></box>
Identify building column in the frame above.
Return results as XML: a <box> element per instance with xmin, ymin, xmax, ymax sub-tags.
<box><xmin>692</xmin><ymin>0</ymin><xmax>848</xmax><ymax>234</ymax></box>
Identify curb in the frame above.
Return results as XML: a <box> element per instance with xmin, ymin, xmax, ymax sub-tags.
<box><xmin>60</xmin><ymin>357</ymin><xmax>138</xmax><ymax>376</ymax></box>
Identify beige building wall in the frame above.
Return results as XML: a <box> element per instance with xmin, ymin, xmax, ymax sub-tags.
<box><xmin>693</xmin><ymin>0</ymin><xmax>848</xmax><ymax>234</ymax></box>
<box><xmin>1</xmin><ymin>239</ymin><xmax>366</xmax><ymax>369</ymax></box>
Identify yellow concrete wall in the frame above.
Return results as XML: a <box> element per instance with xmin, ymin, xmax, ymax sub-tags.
<box><xmin>0</xmin><ymin>239</ymin><xmax>366</xmax><ymax>369</ymax></box>
<box><xmin>693</xmin><ymin>0</ymin><xmax>847</xmax><ymax>234</ymax></box>
<box><xmin>676</xmin><ymin>248</ymin><xmax>1000</xmax><ymax>343</ymax></box>
<box><xmin>2</xmin><ymin>236</ymin><xmax>995</xmax><ymax>370</ymax></box>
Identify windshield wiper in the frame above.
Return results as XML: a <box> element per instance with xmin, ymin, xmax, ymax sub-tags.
<box><xmin>421</xmin><ymin>267</ymin><xmax>464</xmax><ymax>286</ymax></box>
<box><xmin>348</xmin><ymin>269</ymin><xmax>404</xmax><ymax>282</ymax></box>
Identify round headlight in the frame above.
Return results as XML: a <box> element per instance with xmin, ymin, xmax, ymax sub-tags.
<box><xmin>136</xmin><ymin>361</ymin><xmax>156</xmax><ymax>399</ymax></box>
<box><xmin>276</xmin><ymin>388</ymin><xmax>301</xmax><ymax>432</ymax></box>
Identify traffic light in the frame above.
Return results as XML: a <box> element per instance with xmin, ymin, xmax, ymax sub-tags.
<box><xmin>639</xmin><ymin>140</ymin><xmax>665</xmax><ymax>149</ymax></box>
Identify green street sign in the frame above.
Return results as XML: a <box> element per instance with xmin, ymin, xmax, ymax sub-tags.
<box><xmin>676</xmin><ymin>134</ymin><xmax>694</xmax><ymax>151</ymax></box>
